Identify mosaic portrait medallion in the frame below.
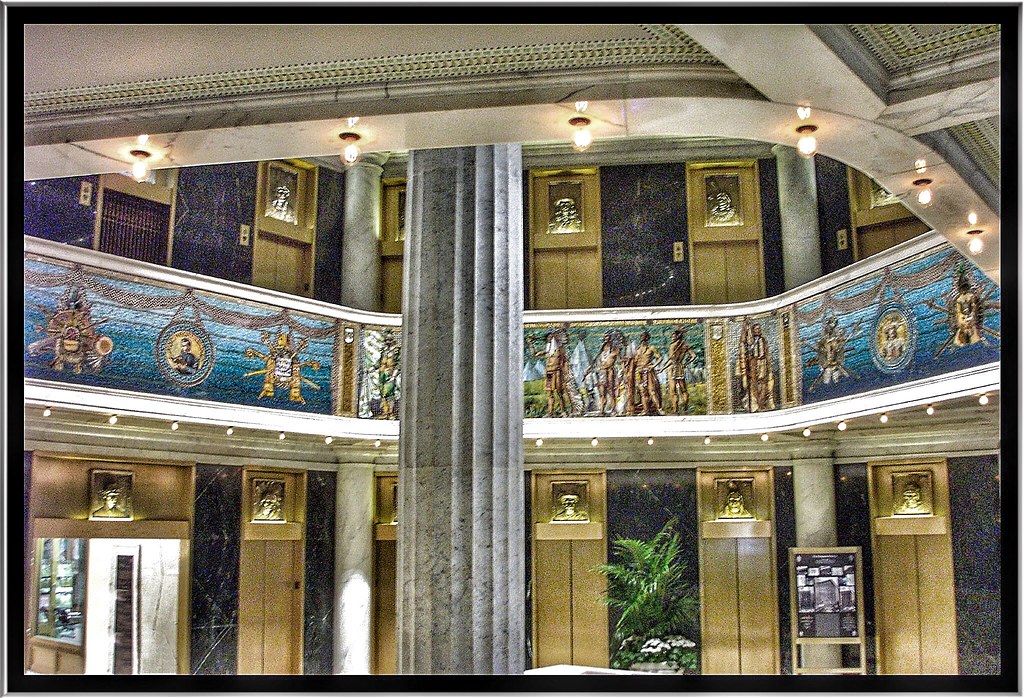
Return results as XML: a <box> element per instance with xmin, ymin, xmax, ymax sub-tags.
<box><xmin>870</xmin><ymin>302</ymin><xmax>916</xmax><ymax>373</ymax></box>
<box><xmin>157</xmin><ymin>320</ymin><xmax>214</xmax><ymax>387</ymax></box>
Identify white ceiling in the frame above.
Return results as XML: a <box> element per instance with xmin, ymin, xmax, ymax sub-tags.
<box><xmin>17</xmin><ymin>20</ymin><xmax>1005</xmax><ymax>282</ymax></box>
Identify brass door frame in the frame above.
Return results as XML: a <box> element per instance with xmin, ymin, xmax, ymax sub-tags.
<box><xmin>696</xmin><ymin>466</ymin><xmax>779</xmax><ymax>675</ymax></box>
<box><xmin>530</xmin><ymin>469</ymin><xmax>608</xmax><ymax>669</ymax></box>
<box><xmin>371</xmin><ymin>473</ymin><xmax>398</xmax><ymax>675</ymax></box>
<box><xmin>253</xmin><ymin>160</ymin><xmax>317</xmax><ymax>297</ymax></box>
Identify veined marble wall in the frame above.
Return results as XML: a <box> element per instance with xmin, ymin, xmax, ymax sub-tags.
<box><xmin>303</xmin><ymin>469</ymin><xmax>337</xmax><ymax>674</ymax></box>
<box><xmin>24</xmin><ymin>177</ymin><xmax>99</xmax><ymax>248</ymax></box>
<box><xmin>190</xmin><ymin>465</ymin><xmax>241</xmax><ymax>675</ymax></box>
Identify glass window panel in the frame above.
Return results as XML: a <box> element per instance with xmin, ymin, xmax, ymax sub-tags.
<box><xmin>36</xmin><ymin>538</ymin><xmax>86</xmax><ymax>645</ymax></box>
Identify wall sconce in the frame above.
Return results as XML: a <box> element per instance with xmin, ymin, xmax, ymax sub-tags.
<box><xmin>569</xmin><ymin>116</ymin><xmax>593</xmax><ymax>152</ymax></box>
<box><xmin>128</xmin><ymin>134</ymin><xmax>155</xmax><ymax>182</ymax></box>
<box><xmin>967</xmin><ymin>229</ymin><xmax>984</xmax><ymax>255</ymax></box>
<box><xmin>795</xmin><ymin>124</ymin><xmax>818</xmax><ymax>158</ymax></box>
<box><xmin>913</xmin><ymin>178</ymin><xmax>933</xmax><ymax>206</ymax></box>
<box><xmin>339</xmin><ymin>132</ymin><xmax>362</xmax><ymax>166</ymax></box>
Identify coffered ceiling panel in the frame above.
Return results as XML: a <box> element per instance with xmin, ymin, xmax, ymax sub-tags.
<box><xmin>946</xmin><ymin>116</ymin><xmax>1000</xmax><ymax>187</ymax></box>
<box><xmin>847</xmin><ymin>24</ymin><xmax>1000</xmax><ymax>75</ymax></box>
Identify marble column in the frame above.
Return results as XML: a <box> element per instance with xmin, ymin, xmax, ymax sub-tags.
<box><xmin>397</xmin><ymin>145</ymin><xmax>525</xmax><ymax>674</ymax></box>
<box><xmin>793</xmin><ymin>459</ymin><xmax>841</xmax><ymax>668</ymax></box>
<box><xmin>333</xmin><ymin>463</ymin><xmax>374</xmax><ymax>673</ymax></box>
<box><xmin>340</xmin><ymin>152</ymin><xmax>389</xmax><ymax>311</ymax></box>
<box><xmin>772</xmin><ymin>144</ymin><xmax>823</xmax><ymax>291</ymax></box>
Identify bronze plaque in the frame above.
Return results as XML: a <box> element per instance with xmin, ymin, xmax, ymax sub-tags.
<box><xmin>704</xmin><ymin>174</ymin><xmax>742</xmax><ymax>227</ymax></box>
<box><xmin>252</xmin><ymin>478</ymin><xmax>286</xmax><ymax>522</ymax></box>
<box><xmin>265</xmin><ymin>163</ymin><xmax>299</xmax><ymax>224</ymax></box>
<box><xmin>89</xmin><ymin>469</ymin><xmax>134</xmax><ymax>520</ymax></box>
<box><xmin>715</xmin><ymin>477</ymin><xmax>755</xmax><ymax>520</ymax></box>
<box><xmin>546</xmin><ymin>181</ymin><xmax>585</xmax><ymax>234</ymax></box>
<box><xmin>891</xmin><ymin>471</ymin><xmax>933</xmax><ymax>516</ymax></box>
<box><xmin>551</xmin><ymin>481</ymin><xmax>590</xmax><ymax>522</ymax></box>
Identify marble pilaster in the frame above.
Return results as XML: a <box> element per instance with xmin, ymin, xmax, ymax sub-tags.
<box><xmin>397</xmin><ymin>145</ymin><xmax>525</xmax><ymax>674</ymax></box>
<box><xmin>792</xmin><ymin>460</ymin><xmax>840</xmax><ymax>669</ymax></box>
<box><xmin>772</xmin><ymin>144</ymin><xmax>823</xmax><ymax>291</ymax></box>
<box><xmin>340</xmin><ymin>152</ymin><xmax>389</xmax><ymax>311</ymax></box>
<box><xmin>333</xmin><ymin>463</ymin><xmax>374</xmax><ymax>674</ymax></box>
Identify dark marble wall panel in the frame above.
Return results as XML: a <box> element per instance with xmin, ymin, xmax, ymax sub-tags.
<box><xmin>759</xmin><ymin>158</ymin><xmax>785</xmax><ymax>298</ymax></box>
<box><xmin>834</xmin><ymin>462</ymin><xmax>876</xmax><ymax>674</ymax></box>
<box><xmin>524</xmin><ymin>474</ymin><xmax>533</xmax><ymax>669</ymax></box>
<box><xmin>172</xmin><ymin>163</ymin><xmax>257</xmax><ymax>284</ymax></box>
<box><xmin>313</xmin><ymin>168</ymin><xmax>345</xmax><ymax>306</ymax></box>
<box><xmin>600</xmin><ymin>164</ymin><xmax>689</xmax><ymax>307</ymax></box>
<box><xmin>773</xmin><ymin>466</ymin><xmax>796</xmax><ymax>674</ymax></box>
<box><xmin>815</xmin><ymin>155</ymin><xmax>855</xmax><ymax>274</ymax></box>
<box><xmin>606</xmin><ymin>468</ymin><xmax>700</xmax><ymax>649</ymax></box>
<box><xmin>303</xmin><ymin>469</ymin><xmax>337</xmax><ymax>674</ymax></box>
<box><xmin>190</xmin><ymin>464</ymin><xmax>242</xmax><ymax>674</ymax></box>
<box><xmin>948</xmin><ymin>455</ymin><xmax>1001</xmax><ymax>674</ymax></box>
<box><xmin>24</xmin><ymin>177</ymin><xmax>99</xmax><ymax>248</ymax></box>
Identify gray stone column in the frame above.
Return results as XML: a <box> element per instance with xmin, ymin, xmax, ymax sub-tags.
<box><xmin>333</xmin><ymin>462</ymin><xmax>374</xmax><ymax>673</ymax></box>
<box><xmin>340</xmin><ymin>152</ymin><xmax>389</xmax><ymax>311</ymax></box>
<box><xmin>772</xmin><ymin>144</ymin><xmax>823</xmax><ymax>290</ymax></box>
<box><xmin>792</xmin><ymin>459</ymin><xmax>840</xmax><ymax>668</ymax></box>
<box><xmin>396</xmin><ymin>145</ymin><xmax>525</xmax><ymax>674</ymax></box>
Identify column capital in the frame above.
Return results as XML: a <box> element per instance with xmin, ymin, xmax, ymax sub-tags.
<box><xmin>349</xmin><ymin>151</ymin><xmax>390</xmax><ymax>172</ymax></box>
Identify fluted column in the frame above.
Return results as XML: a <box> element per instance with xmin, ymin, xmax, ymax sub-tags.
<box><xmin>793</xmin><ymin>459</ymin><xmax>840</xmax><ymax>668</ymax></box>
<box><xmin>772</xmin><ymin>144</ymin><xmax>823</xmax><ymax>290</ymax></box>
<box><xmin>333</xmin><ymin>463</ymin><xmax>374</xmax><ymax>673</ymax></box>
<box><xmin>340</xmin><ymin>152</ymin><xmax>389</xmax><ymax>311</ymax></box>
<box><xmin>396</xmin><ymin>145</ymin><xmax>525</xmax><ymax>674</ymax></box>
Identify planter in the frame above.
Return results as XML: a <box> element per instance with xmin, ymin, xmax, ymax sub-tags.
<box><xmin>629</xmin><ymin>661</ymin><xmax>681</xmax><ymax>674</ymax></box>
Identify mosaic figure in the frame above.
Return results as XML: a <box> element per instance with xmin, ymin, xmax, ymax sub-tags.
<box><xmin>584</xmin><ymin>330</ymin><xmax>625</xmax><ymax>416</ymax></box>
<box><xmin>374</xmin><ymin>329</ymin><xmax>401</xmax><ymax>420</ymax></box>
<box><xmin>735</xmin><ymin>319</ymin><xmax>775</xmax><ymax>412</ymax></box>
<box><xmin>631</xmin><ymin>331</ymin><xmax>664</xmax><ymax>416</ymax></box>
<box><xmin>805</xmin><ymin>314</ymin><xmax>860</xmax><ymax>392</ymax></box>
<box><xmin>925</xmin><ymin>263</ymin><xmax>1000</xmax><ymax>357</ymax></box>
<box><xmin>530</xmin><ymin>329</ymin><xmax>582</xmax><ymax>417</ymax></box>
<box><xmin>666</xmin><ymin>327</ymin><xmax>698</xmax><ymax>415</ymax></box>
<box><xmin>28</xmin><ymin>286</ymin><xmax>113</xmax><ymax>374</ymax></box>
<box><xmin>244</xmin><ymin>329</ymin><xmax>322</xmax><ymax>404</ymax></box>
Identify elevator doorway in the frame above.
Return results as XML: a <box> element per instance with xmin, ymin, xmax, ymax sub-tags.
<box><xmin>531</xmin><ymin>471</ymin><xmax>608</xmax><ymax>668</ymax></box>
<box><xmin>371</xmin><ymin>474</ymin><xmax>398</xmax><ymax>674</ymax></box>
<box><xmin>696</xmin><ymin>467</ymin><xmax>780</xmax><ymax>674</ymax></box>
<box><xmin>237</xmin><ymin>469</ymin><xmax>306</xmax><ymax>674</ymax></box>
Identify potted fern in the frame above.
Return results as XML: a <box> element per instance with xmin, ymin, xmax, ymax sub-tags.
<box><xmin>595</xmin><ymin>520</ymin><xmax>700</xmax><ymax>674</ymax></box>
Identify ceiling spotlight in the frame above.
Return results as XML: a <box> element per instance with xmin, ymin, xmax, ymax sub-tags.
<box><xmin>226</xmin><ymin>426</ymin><xmax>234</xmax><ymax>435</ymax></box>
<box><xmin>926</xmin><ymin>404</ymin><xmax>935</xmax><ymax>416</ymax></box>
<box><xmin>879</xmin><ymin>413</ymin><xmax>888</xmax><ymax>423</ymax></box>
<box><xmin>913</xmin><ymin>178</ymin><xmax>933</xmax><ymax>207</ymax></box>
<box><xmin>130</xmin><ymin>149</ymin><xmax>153</xmax><ymax>182</ymax></box>
<box><xmin>574</xmin><ymin>100</ymin><xmax>589</xmax><ymax>113</ymax></box>
<box><xmin>374</xmin><ymin>439</ymin><xmax>382</xmax><ymax>448</ymax></box>
<box><xmin>569</xmin><ymin>116</ymin><xmax>593</xmax><ymax>152</ymax></box>
<box><xmin>647</xmin><ymin>437</ymin><xmax>654</xmax><ymax>446</ymax></box>
<box><xmin>703</xmin><ymin>436</ymin><xmax>711</xmax><ymax>445</ymax></box>
<box><xmin>42</xmin><ymin>407</ymin><xmax>52</xmax><ymax>417</ymax></box>
<box><xmin>108</xmin><ymin>415</ymin><xmax>118</xmax><ymax>425</ymax></box>
<box><xmin>914</xmin><ymin>158</ymin><xmax>927</xmax><ymax>174</ymax></box>
<box><xmin>796</xmin><ymin>124</ymin><xmax>818</xmax><ymax>158</ymax></box>
<box><xmin>760</xmin><ymin>433</ymin><xmax>769</xmax><ymax>442</ymax></box>
<box><xmin>347</xmin><ymin>116</ymin><xmax>360</xmax><ymax>128</ymax></box>
<box><xmin>591</xmin><ymin>437</ymin><xmax>599</xmax><ymax>447</ymax></box>
<box><xmin>279</xmin><ymin>431</ymin><xmax>286</xmax><ymax>440</ymax></box>
<box><xmin>535</xmin><ymin>438</ymin><xmax>543</xmax><ymax>447</ymax></box>
<box><xmin>324</xmin><ymin>436</ymin><xmax>334</xmax><ymax>445</ymax></box>
<box><xmin>802</xmin><ymin>427</ymin><xmax>811</xmax><ymax>438</ymax></box>
<box><xmin>968</xmin><ymin>212</ymin><xmax>979</xmax><ymax>225</ymax></box>
<box><xmin>978</xmin><ymin>394</ymin><xmax>989</xmax><ymax>406</ymax></box>
<box><xmin>797</xmin><ymin>105</ymin><xmax>811</xmax><ymax>120</ymax></box>
<box><xmin>339</xmin><ymin>132</ymin><xmax>362</xmax><ymax>166</ymax></box>
<box><xmin>837</xmin><ymin>420</ymin><xmax>847</xmax><ymax>431</ymax></box>
<box><xmin>967</xmin><ymin>229</ymin><xmax>984</xmax><ymax>255</ymax></box>
<box><xmin>171</xmin><ymin>420</ymin><xmax>179</xmax><ymax>431</ymax></box>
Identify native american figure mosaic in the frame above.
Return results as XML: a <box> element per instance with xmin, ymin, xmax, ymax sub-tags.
<box><xmin>357</xmin><ymin>327</ymin><xmax>402</xmax><ymax>419</ymax></box>
<box><xmin>157</xmin><ymin>317</ymin><xmax>214</xmax><ymax>387</ymax></box>
<box><xmin>524</xmin><ymin>321</ymin><xmax>707</xmax><ymax>418</ymax></box>
<box><xmin>729</xmin><ymin>315</ymin><xmax>780</xmax><ymax>413</ymax></box>
<box><xmin>245</xmin><ymin>329</ymin><xmax>322</xmax><ymax>404</ymax></box>
<box><xmin>924</xmin><ymin>262</ymin><xmax>1000</xmax><ymax>356</ymax></box>
<box><xmin>27</xmin><ymin>286</ymin><xmax>114</xmax><ymax>374</ymax></box>
<box><xmin>803</xmin><ymin>313</ymin><xmax>862</xmax><ymax>393</ymax></box>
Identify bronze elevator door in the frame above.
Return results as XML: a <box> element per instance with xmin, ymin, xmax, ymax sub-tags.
<box><xmin>531</xmin><ymin>471</ymin><xmax>608</xmax><ymax>669</ymax></box>
<box><xmin>868</xmin><ymin>460</ymin><xmax>958</xmax><ymax>674</ymax></box>
<box><xmin>238</xmin><ymin>538</ymin><xmax>303</xmax><ymax>674</ymax></box>
<box><xmin>697</xmin><ymin>467</ymin><xmax>780</xmax><ymax>674</ymax></box>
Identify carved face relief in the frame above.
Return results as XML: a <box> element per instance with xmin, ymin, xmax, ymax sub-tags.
<box><xmin>253</xmin><ymin>479</ymin><xmax>286</xmax><ymax>522</ymax></box>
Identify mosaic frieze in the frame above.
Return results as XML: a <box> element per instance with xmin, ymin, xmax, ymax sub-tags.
<box><xmin>797</xmin><ymin>249</ymin><xmax>1000</xmax><ymax>403</ymax></box>
<box><xmin>24</xmin><ymin>259</ymin><xmax>335</xmax><ymax>414</ymax></box>
<box><xmin>523</xmin><ymin>320</ymin><xmax>708</xmax><ymax>418</ymax></box>
<box><xmin>357</xmin><ymin>326</ymin><xmax>402</xmax><ymax>420</ymax></box>
<box><xmin>727</xmin><ymin>314</ymin><xmax>782</xmax><ymax>413</ymax></box>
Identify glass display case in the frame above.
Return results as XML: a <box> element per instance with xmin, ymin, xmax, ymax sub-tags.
<box><xmin>35</xmin><ymin>538</ymin><xmax>85</xmax><ymax>645</ymax></box>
